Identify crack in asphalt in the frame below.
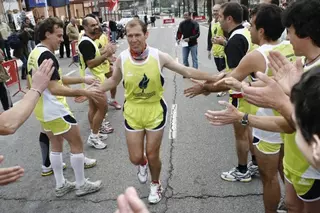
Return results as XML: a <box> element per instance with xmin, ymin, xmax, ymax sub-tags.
<box><xmin>163</xmin><ymin>72</ymin><xmax>178</xmax><ymax>213</ymax></box>
<box><xmin>171</xmin><ymin>193</ymin><xmax>263</xmax><ymax>200</ymax></box>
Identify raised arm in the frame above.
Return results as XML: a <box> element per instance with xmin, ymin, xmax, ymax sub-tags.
<box><xmin>159</xmin><ymin>51</ymin><xmax>222</xmax><ymax>81</ymax></box>
<box><xmin>0</xmin><ymin>60</ymin><xmax>54</xmax><ymax>135</ymax></box>
<box><xmin>100</xmin><ymin>56</ymin><xmax>123</xmax><ymax>92</ymax></box>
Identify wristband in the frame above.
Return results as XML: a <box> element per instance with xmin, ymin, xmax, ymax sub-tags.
<box><xmin>30</xmin><ymin>88</ymin><xmax>41</xmax><ymax>97</ymax></box>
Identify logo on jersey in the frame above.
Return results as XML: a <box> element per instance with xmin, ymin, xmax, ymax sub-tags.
<box><xmin>139</xmin><ymin>73</ymin><xmax>149</xmax><ymax>93</ymax></box>
<box><xmin>133</xmin><ymin>73</ymin><xmax>155</xmax><ymax>99</ymax></box>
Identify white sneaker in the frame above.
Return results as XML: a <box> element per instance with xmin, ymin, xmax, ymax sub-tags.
<box><xmin>247</xmin><ymin>161</ymin><xmax>259</xmax><ymax>176</ymax></box>
<box><xmin>76</xmin><ymin>179</ymin><xmax>102</xmax><ymax>196</ymax></box>
<box><xmin>137</xmin><ymin>163</ymin><xmax>148</xmax><ymax>184</ymax></box>
<box><xmin>99</xmin><ymin>132</ymin><xmax>108</xmax><ymax>140</ymax></box>
<box><xmin>84</xmin><ymin>157</ymin><xmax>97</xmax><ymax>169</ymax></box>
<box><xmin>87</xmin><ymin>135</ymin><xmax>107</xmax><ymax>149</ymax></box>
<box><xmin>221</xmin><ymin>167</ymin><xmax>252</xmax><ymax>182</ymax></box>
<box><xmin>55</xmin><ymin>179</ymin><xmax>76</xmax><ymax>197</ymax></box>
<box><xmin>41</xmin><ymin>163</ymin><xmax>67</xmax><ymax>177</ymax></box>
<box><xmin>148</xmin><ymin>182</ymin><xmax>163</xmax><ymax>204</ymax></box>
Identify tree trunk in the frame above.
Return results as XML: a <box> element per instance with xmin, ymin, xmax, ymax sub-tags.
<box><xmin>187</xmin><ymin>0</ymin><xmax>190</xmax><ymax>13</ymax></box>
<box><xmin>183</xmin><ymin>0</ymin><xmax>186</xmax><ymax>13</ymax></box>
<box><xmin>207</xmin><ymin>0</ymin><xmax>213</xmax><ymax>23</ymax></box>
<box><xmin>193</xmin><ymin>0</ymin><xmax>198</xmax><ymax>16</ymax></box>
<box><xmin>240</xmin><ymin>0</ymin><xmax>249</xmax><ymax>7</ymax></box>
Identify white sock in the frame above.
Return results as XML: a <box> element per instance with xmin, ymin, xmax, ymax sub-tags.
<box><xmin>90</xmin><ymin>131</ymin><xmax>98</xmax><ymax>138</ymax></box>
<box><xmin>109</xmin><ymin>98</ymin><xmax>115</xmax><ymax>102</ymax></box>
<box><xmin>70</xmin><ymin>153</ymin><xmax>85</xmax><ymax>187</ymax></box>
<box><xmin>50</xmin><ymin>152</ymin><xmax>65</xmax><ymax>188</ymax></box>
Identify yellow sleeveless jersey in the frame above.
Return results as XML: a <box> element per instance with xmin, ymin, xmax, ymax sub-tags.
<box><xmin>120</xmin><ymin>47</ymin><xmax>164</xmax><ymax>104</ymax></box>
<box><xmin>284</xmin><ymin>58</ymin><xmax>320</xmax><ymax>179</ymax></box>
<box><xmin>27</xmin><ymin>45</ymin><xmax>71</xmax><ymax>122</ymax></box>
<box><xmin>211</xmin><ymin>21</ymin><xmax>225</xmax><ymax>58</ymax></box>
<box><xmin>78</xmin><ymin>35</ymin><xmax>105</xmax><ymax>83</ymax></box>
<box><xmin>95</xmin><ymin>33</ymin><xmax>110</xmax><ymax>74</ymax></box>
<box><xmin>252</xmin><ymin>41</ymin><xmax>295</xmax><ymax>144</ymax></box>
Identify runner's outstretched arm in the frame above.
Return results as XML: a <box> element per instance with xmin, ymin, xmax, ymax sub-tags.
<box><xmin>159</xmin><ymin>51</ymin><xmax>224</xmax><ymax>81</ymax></box>
<box><xmin>0</xmin><ymin>59</ymin><xmax>54</xmax><ymax>135</ymax></box>
<box><xmin>100</xmin><ymin>57</ymin><xmax>123</xmax><ymax>93</ymax></box>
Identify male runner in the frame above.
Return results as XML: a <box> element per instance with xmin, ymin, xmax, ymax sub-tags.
<box><xmin>207</xmin><ymin>4</ymin><xmax>226</xmax><ymax>72</ymax></box>
<box><xmin>32</xmin><ymin>21</ymin><xmax>98</xmax><ymax>177</ymax></box>
<box><xmin>78</xmin><ymin>16</ymin><xmax>117</xmax><ymax>149</ymax></box>
<box><xmin>94</xmin><ymin>27</ymin><xmax>121</xmax><ymax>110</ymax></box>
<box><xmin>27</xmin><ymin>17</ymin><xmax>102</xmax><ymax>197</ymax></box>
<box><xmin>199</xmin><ymin>4</ymin><xmax>295</xmax><ymax>211</ymax></box>
<box><xmin>209</xmin><ymin>1</ymin><xmax>320</xmax><ymax>212</ymax></box>
<box><xmin>185</xmin><ymin>2</ymin><xmax>256</xmax><ymax>182</ymax></box>
<box><xmin>99</xmin><ymin>19</ymin><xmax>224</xmax><ymax>204</ymax></box>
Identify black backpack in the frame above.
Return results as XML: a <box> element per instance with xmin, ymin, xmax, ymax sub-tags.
<box><xmin>7</xmin><ymin>33</ymin><xmax>22</xmax><ymax>50</ymax></box>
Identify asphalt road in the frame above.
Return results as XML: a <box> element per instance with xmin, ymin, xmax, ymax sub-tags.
<box><xmin>0</xmin><ymin>19</ymin><xmax>264</xmax><ymax>213</ymax></box>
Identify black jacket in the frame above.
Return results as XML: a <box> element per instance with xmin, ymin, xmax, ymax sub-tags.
<box><xmin>109</xmin><ymin>21</ymin><xmax>117</xmax><ymax>31</ymax></box>
<box><xmin>176</xmin><ymin>19</ymin><xmax>200</xmax><ymax>47</ymax></box>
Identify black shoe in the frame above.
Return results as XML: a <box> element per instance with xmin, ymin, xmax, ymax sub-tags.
<box><xmin>67</xmin><ymin>56</ymin><xmax>71</xmax><ymax>58</ymax></box>
<box><xmin>59</xmin><ymin>56</ymin><xmax>63</xmax><ymax>59</ymax></box>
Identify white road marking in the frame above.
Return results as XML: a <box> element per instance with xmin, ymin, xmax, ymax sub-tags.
<box><xmin>161</xmin><ymin>26</ymin><xmax>165</xmax><ymax>28</ymax></box>
<box><xmin>169</xmin><ymin>104</ymin><xmax>178</xmax><ymax>139</ymax></box>
<box><xmin>65</xmin><ymin>69</ymin><xmax>77</xmax><ymax>76</ymax></box>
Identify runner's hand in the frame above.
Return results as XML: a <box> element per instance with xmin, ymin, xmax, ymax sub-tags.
<box><xmin>115</xmin><ymin>187</ymin><xmax>149</xmax><ymax>213</ymax></box>
<box><xmin>184</xmin><ymin>81</ymin><xmax>205</xmax><ymax>98</ymax></box>
<box><xmin>0</xmin><ymin>155</ymin><xmax>24</xmax><ymax>186</ymax></box>
<box><xmin>84</xmin><ymin>76</ymin><xmax>99</xmax><ymax>85</ymax></box>
<box><xmin>205</xmin><ymin>101</ymin><xmax>243</xmax><ymax>126</ymax></box>
<box><xmin>214</xmin><ymin>77</ymin><xmax>242</xmax><ymax>91</ymax></box>
<box><xmin>242</xmin><ymin>71</ymin><xmax>287</xmax><ymax>109</ymax></box>
<box><xmin>31</xmin><ymin>59</ymin><xmax>55</xmax><ymax>93</ymax></box>
<box><xmin>104</xmin><ymin>44</ymin><xmax>117</xmax><ymax>58</ymax></box>
<box><xmin>268</xmin><ymin>51</ymin><xmax>303</xmax><ymax>95</ymax></box>
<box><xmin>85</xmin><ymin>86</ymin><xmax>105</xmax><ymax>103</ymax></box>
<box><xmin>213</xmin><ymin>36</ymin><xmax>225</xmax><ymax>45</ymax></box>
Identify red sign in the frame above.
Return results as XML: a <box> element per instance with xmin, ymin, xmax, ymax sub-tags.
<box><xmin>71</xmin><ymin>40</ymin><xmax>78</xmax><ymax>58</ymax></box>
<box><xmin>3</xmin><ymin>60</ymin><xmax>19</xmax><ymax>87</ymax></box>
<box><xmin>3</xmin><ymin>59</ymin><xmax>25</xmax><ymax>96</ymax></box>
<box><xmin>163</xmin><ymin>18</ymin><xmax>175</xmax><ymax>24</ymax></box>
<box><xmin>193</xmin><ymin>16</ymin><xmax>206</xmax><ymax>21</ymax></box>
<box><xmin>108</xmin><ymin>0</ymin><xmax>118</xmax><ymax>11</ymax></box>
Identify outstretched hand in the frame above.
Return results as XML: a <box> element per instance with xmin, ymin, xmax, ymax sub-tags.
<box><xmin>205</xmin><ymin>101</ymin><xmax>243</xmax><ymax>126</ymax></box>
<box><xmin>0</xmin><ymin>155</ymin><xmax>24</xmax><ymax>186</ymax></box>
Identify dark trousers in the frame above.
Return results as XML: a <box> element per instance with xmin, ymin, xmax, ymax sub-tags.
<box><xmin>214</xmin><ymin>57</ymin><xmax>226</xmax><ymax>72</ymax></box>
<box><xmin>60</xmin><ymin>40</ymin><xmax>70</xmax><ymax>58</ymax></box>
<box><xmin>4</xmin><ymin>40</ymin><xmax>12</xmax><ymax>60</ymax></box>
<box><xmin>0</xmin><ymin>82</ymin><xmax>12</xmax><ymax>110</ymax></box>
<box><xmin>19</xmin><ymin>54</ymin><xmax>28</xmax><ymax>79</ymax></box>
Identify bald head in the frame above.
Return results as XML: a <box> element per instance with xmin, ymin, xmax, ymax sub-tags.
<box><xmin>83</xmin><ymin>17</ymin><xmax>99</xmax><ymax>38</ymax></box>
<box><xmin>213</xmin><ymin>4</ymin><xmax>221</xmax><ymax>20</ymax></box>
<box><xmin>70</xmin><ymin>18</ymin><xmax>76</xmax><ymax>25</ymax></box>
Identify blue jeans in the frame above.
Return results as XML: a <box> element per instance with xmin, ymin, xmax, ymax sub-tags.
<box><xmin>111</xmin><ymin>31</ymin><xmax>117</xmax><ymax>42</ymax></box>
<box><xmin>182</xmin><ymin>45</ymin><xmax>198</xmax><ymax>69</ymax></box>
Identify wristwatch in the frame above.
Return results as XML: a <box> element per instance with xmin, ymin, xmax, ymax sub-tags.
<box><xmin>241</xmin><ymin>113</ymin><xmax>249</xmax><ymax>126</ymax></box>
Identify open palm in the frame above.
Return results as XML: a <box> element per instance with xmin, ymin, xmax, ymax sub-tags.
<box><xmin>268</xmin><ymin>51</ymin><xmax>303</xmax><ymax>95</ymax></box>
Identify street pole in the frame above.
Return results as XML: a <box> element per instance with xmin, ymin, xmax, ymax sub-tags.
<box><xmin>44</xmin><ymin>0</ymin><xmax>49</xmax><ymax>18</ymax></box>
